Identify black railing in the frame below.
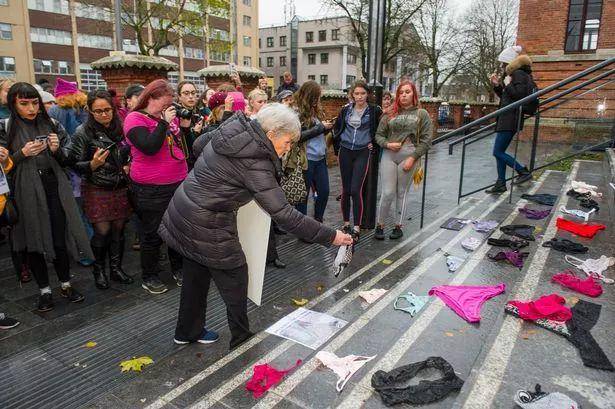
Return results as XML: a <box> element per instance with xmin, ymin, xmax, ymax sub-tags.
<box><xmin>416</xmin><ymin>57</ymin><xmax>614</xmax><ymax>228</ymax></box>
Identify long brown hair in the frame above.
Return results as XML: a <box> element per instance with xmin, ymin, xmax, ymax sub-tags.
<box><xmin>294</xmin><ymin>80</ymin><xmax>323</xmax><ymax>127</ymax></box>
<box><xmin>133</xmin><ymin>79</ymin><xmax>174</xmax><ymax>112</ymax></box>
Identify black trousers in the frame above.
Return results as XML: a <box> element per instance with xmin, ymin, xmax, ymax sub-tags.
<box><xmin>339</xmin><ymin>146</ymin><xmax>371</xmax><ymax>225</ymax></box>
<box><xmin>175</xmin><ymin>257</ymin><xmax>252</xmax><ymax>348</ymax></box>
<box><xmin>266</xmin><ymin>224</ymin><xmax>278</xmax><ymax>263</ymax></box>
<box><xmin>28</xmin><ymin>171</ymin><xmax>71</xmax><ymax>288</ymax></box>
<box><xmin>128</xmin><ymin>181</ymin><xmax>182</xmax><ymax>279</ymax></box>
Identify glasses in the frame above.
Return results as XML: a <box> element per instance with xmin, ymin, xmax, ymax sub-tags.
<box><xmin>92</xmin><ymin>108</ymin><xmax>113</xmax><ymax>116</ymax></box>
<box><xmin>181</xmin><ymin>91</ymin><xmax>197</xmax><ymax>97</ymax></box>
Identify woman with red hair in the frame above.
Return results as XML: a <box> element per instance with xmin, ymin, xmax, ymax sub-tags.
<box><xmin>374</xmin><ymin>80</ymin><xmax>432</xmax><ymax>240</ymax></box>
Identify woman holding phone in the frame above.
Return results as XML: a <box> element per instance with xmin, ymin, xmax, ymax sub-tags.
<box><xmin>0</xmin><ymin>82</ymin><xmax>92</xmax><ymax>312</ymax></box>
<box><xmin>69</xmin><ymin>90</ymin><xmax>133</xmax><ymax>290</ymax></box>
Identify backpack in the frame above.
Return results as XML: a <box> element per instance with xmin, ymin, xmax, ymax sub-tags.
<box><xmin>522</xmin><ymin>75</ymin><xmax>539</xmax><ymax>116</ymax></box>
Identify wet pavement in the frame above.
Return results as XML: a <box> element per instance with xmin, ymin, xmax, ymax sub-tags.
<box><xmin>1</xmin><ymin>141</ymin><xmax>614</xmax><ymax>409</ymax></box>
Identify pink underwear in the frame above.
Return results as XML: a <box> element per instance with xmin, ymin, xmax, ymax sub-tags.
<box><xmin>428</xmin><ymin>283</ymin><xmax>506</xmax><ymax>323</ymax></box>
<box><xmin>245</xmin><ymin>360</ymin><xmax>302</xmax><ymax>398</ymax></box>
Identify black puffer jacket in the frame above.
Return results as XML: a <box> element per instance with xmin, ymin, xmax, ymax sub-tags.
<box><xmin>494</xmin><ymin>54</ymin><xmax>536</xmax><ymax>132</ymax></box>
<box><xmin>68</xmin><ymin>122</ymin><xmax>130</xmax><ymax>188</ymax></box>
<box><xmin>159</xmin><ymin>112</ymin><xmax>337</xmax><ymax>270</ymax></box>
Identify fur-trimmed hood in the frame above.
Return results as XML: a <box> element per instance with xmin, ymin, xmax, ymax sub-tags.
<box><xmin>506</xmin><ymin>54</ymin><xmax>532</xmax><ymax>75</ymax></box>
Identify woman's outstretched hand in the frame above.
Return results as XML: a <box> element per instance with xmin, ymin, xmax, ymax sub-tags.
<box><xmin>333</xmin><ymin>230</ymin><xmax>353</xmax><ymax>246</ymax></box>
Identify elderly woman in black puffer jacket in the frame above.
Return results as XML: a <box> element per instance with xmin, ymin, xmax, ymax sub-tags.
<box><xmin>160</xmin><ymin>103</ymin><xmax>353</xmax><ymax>348</ymax></box>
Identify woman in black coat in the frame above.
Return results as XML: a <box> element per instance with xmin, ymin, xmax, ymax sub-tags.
<box><xmin>486</xmin><ymin>47</ymin><xmax>535</xmax><ymax>194</ymax></box>
<box><xmin>69</xmin><ymin>90</ymin><xmax>133</xmax><ymax>289</ymax></box>
<box><xmin>159</xmin><ymin>103</ymin><xmax>353</xmax><ymax>348</ymax></box>
<box><xmin>0</xmin><ymin>82</ymin><xmax>92</xmax><ymax>312</ymax></box>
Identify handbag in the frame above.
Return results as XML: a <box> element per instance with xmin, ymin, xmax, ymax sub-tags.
<box><xmin>411</xmin><ymin>114</ymin><xmax>425</xmax><ymax>187</ymax></box>
<box><xmin>280</xmin><ymin>164</ymin><xmax>307</xmax><ymax>206</ymax></box>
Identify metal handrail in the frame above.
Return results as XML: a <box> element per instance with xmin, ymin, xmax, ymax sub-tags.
<box><xmin>432</xmin><ymin>57</ymin><xmax>615</xmax><ymax>146</ymax></box>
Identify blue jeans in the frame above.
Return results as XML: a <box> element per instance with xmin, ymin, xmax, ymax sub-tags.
<box><xmin>296</xmin><ymin>159</ymin><xmax>329</xmax><ymax>221</ymax></box>
<box><xmin>493</xmin><ymin>131</ymin><xmax>525</xmax><ymax>182</ymax></box>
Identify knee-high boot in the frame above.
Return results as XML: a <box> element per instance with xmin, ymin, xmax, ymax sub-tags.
<box><xmin>91</xmin><ymin>236</ymin><xmax>109</xmax><ymax>290</ymax></box>
<box><xmin>109</xmin><ymin>235</ymin><xmax>134</xmax><ymax>284</ymax></box>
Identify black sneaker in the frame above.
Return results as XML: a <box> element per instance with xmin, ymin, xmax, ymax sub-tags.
<box><xmin>37</xmin><ymin>293</ymin><xmax>54</xmax><ymax>312</ymax></box>
<box><xmin>0</xmin><ymin>313</ymin><xmax>20</xmax><ymax>329</ymax></box>
<box><xmin>142</xmin><ymin>276</ymin><xmax>168</xmax><ymax>295</ymax></box>
<box><xmin>486</xmin><ymin>181</ymin><xmax>507</xmax><ymax>194</ymax></box>
<box><xmin>513</xmin><ymin>168</ymin><xmax>532</xmax><ymax>185</ymax></box>
<box><xmin>173</xmin><ymin>270</ymin><xmax>183</xmax><ymax>287</ymax></box>
<box><xmin>60</xmin><ymin>286</ymin><xmax>85</xmax><ymax>303</ymax></box>
<box><xmin>374</xmin><ymin>226</ymin><xmax>385</xmax><ymax>240</ymax></box>
<box><xmin>389</xmin><ymin>226</ymin><xmax>404</xmax><ymax>240</ymax></box>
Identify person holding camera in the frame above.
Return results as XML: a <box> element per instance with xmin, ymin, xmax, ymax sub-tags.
<box><xmin>176</xmin><ymin>81</ymin><xmax>206</xmax><ymax>168</ymax></box>
<box><xmin>124</xmin><ymin>79</ymin><xmax>190</xmax><ymax>294</ymax></box>
<box><xmin>0</xmin><ymin>82</ymin><xmax>93</xmax><ymax>312</ymax></box>
<box><xmin>69</xmin><ymin>90</ymin><xmax>133</xmax><ymax>290</ymax></box>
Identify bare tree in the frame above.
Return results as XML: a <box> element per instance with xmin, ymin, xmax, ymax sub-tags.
<box><xmin>463</xmin><ymin>0</ymin><xmax>519</xmax><ymax>101</ymax></box>
<box><xmin>322</xmin><ymin>0</ymin><xmax>427</xmax><ymax>79</ymax></box>
<box><xmin>413</xmin><ymin>0</ymin><xmax>467</xmax><ymax>97</ymax></box>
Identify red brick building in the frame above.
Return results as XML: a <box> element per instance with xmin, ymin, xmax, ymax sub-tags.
<box><xmin>516</xmin><ymin>0</ymin><xmax>614</xmax><ymax>140</ymax></box>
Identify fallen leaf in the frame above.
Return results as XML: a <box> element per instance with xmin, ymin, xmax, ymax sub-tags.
<box><xmin>534</xmin><ymin>227</ymin><xmax>543</xmax><ymax>233</ymax></box>
<box><xmin>445</xmin><ymin>332</ymin><xmax>455</xmax><ymax>337</ymax></box>
<box><xmin>521</xmin><ymin>329</ymin><xmax>537</xmax><ymax>340</ymax></box>
<box><xmin>316</xmin><ymin>284</ymin><xmax>325</xmax><ymax>292</ymax></box>
<box><xmin>84</xmin><ymin>341</ymin><xmax>97</xmax><ymax>348</ymax></box>
<box><xmin>140</xmin><ymin>398</ymin><xmax>147</xmax><ymax>403</ymax></box>
<box><xmin>119</xmin><ymin>356</ymin><xmax>154</xmax><ymax>373</ymax></box>
<box><xmin>343</xmin><ymin>288</ymin><xmax>350</xmax><ymax>293</ymax></box>
<box><xmin>291</xmin><ymin>298</ymin><xmax>308</xmax><ymax>306</ymax></box>
<box><xmin>566</xmin><ymin>296</ymin><xmax>579</xmax><ymax>305</ymax></box>
<box><xmin>382</xmin><ymin>259</ymin><xmax>393</xmax><ymax>265</ymax></box>
<box><xmin>273</xmin><ymin>305</ymin><xmax>283</xmax><ymax>311</ymax></box>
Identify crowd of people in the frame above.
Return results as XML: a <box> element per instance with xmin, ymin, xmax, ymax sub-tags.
<box><xmin>0</xmin><ymin>66</ymin><xmax>436</xmax><ymax>345</ymax></box>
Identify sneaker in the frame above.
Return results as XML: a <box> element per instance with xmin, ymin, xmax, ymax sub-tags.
<box><xmin>173</xmin><ymin>270</ymin><xmax>183</xmax><ymax>287</ymax></box>
<box><xmin>0</xmin><ymin>313</ymin><xmax>20</xmax><ymax>329</ymax></box>
<box><xmin>174</xmin><ymin>329</ymin><xmax>220</xmax><ymax>345</ymax></box>
<box><xmin>374</xmin><ymin>226</ymin><xmax>385</xmax><ymax>240</ymax></box>
<box><xmin>142</xmin><ymin>276</ymin><xmax>168</xmax><ymax>295</ymax></box>
<box><xmin>79</xmin><ymin>258</ymin><xmax>95</xmax><ymax>267</ymax></box>
<box><xmin>37</xmin><ymin>293</ymin><xmax>54</xmax><ymax>312</ymax></box>
<box><xmin>485</xmin><ymin>181</ymin><xmax>507</xmax><ymax>194</ymax></box>
<box><xmin>513</xmin><ymin>168</ymin><xmax>532</xmax><ymax>185</ymax></box>
<box><xmin>60</xmin><ymin>286</ymin><xmax>85</xmax><ymax>303</ymax></box>
<box><xmin>389</xmin><ymin>226</ymin><xmax>404</xmax><ymax>240</ymax></box>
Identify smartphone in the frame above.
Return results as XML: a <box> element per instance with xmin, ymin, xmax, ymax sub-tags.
<box><xmin>228</xmin><ymin>91</ymin><xmax>246</xmax><ymax>112</ymax></box>
<box><xmin>103</xmin><ymin>142</ymin><xmax>116</xmax><ymax>151</ymax></box>
<box><xmin>35</xmin><ymin>135</ymin><xmax>49</xmax><ymax>143</ymax></box>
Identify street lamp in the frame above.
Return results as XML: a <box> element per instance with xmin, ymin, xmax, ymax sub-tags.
<box><xmin>115</xmin><ymin>0</ymin><xmax>123</xmax><ymax>51</ymax></box>
<box><xmin>367</xmin><ymin>0</ymin><xmax>387</xmax><ymax>106</ymax></box>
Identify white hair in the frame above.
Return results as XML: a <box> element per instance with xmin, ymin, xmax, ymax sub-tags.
<box><xmin>255</xmin><ymin>103</ymin><xmax>300</xmax><ymax>140</ymax></box>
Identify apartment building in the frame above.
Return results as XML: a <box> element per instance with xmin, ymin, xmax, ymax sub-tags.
<box><xmin>235</xmin><ymin>0</ymin><xmax>259</xmax><ymax>68</ymax></box>
<box><xmin>0</xmin><ymin>0</ymin><xmax>34</xmax><ymax>81</ymax></box>
<box><xmin>259</xmin><ymin>15</ymin><xmax>421</xmax><ymax>92</ymax></box>
<box><xmin>0</xmin><ymin>0</ymin><xmax>259</xmax><ymax>90</ymax></box>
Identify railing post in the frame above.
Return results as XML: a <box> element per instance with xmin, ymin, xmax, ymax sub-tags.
<box><xmin>529</xmin><ymin>110</ymin><xmax>540</xmax><ymax>172</ymax></box>
<box><xmin>509</xmin><ymin>106</ymin><xmax>524</xmax><ymax>204</ymax></box>
<box><xmin>420</xmin><ymin>151</ymin><xmax>429</xmax><ymax>229</ymax></box>
<box><xmin>458</xmin><ymin>139</ymin><xmax>466</xmax><ymax>204</ymax></box>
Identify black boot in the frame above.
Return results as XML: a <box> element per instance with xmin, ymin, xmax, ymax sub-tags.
<box><xmin>109</xmin><ymin>236</ymin><xmax>134</xmax><ymax>284</ymax></box>
<box><xmin>513</xmin><ymin>167</ymin><xmax>532</xmax><ymax>185</ymax></box>
<box><xmin>486</xmin><ymin>180</ymin><xmax>507</xmax><ymax>194</ymax></box>
<box><xmin>91</xmin><ymin>238</ymin><xmax>109</xmax><ymax>290</ymax></box>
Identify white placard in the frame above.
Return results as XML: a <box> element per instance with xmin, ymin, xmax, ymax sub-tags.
<box><xmin>0</xmin><ymin>166</ymin><xmax>10</xmax><ymax>195</ymax></box>
<box><xmin>265</xmin><ymin>308</ymin><xmax>348</xmax><ymax>350</ymax></box>
<box><xmin>237</xmin><ymin>200</ymin><xmax>271</xmax><ymax>306</ymax></box>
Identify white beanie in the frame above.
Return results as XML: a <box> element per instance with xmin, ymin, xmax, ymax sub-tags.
<box><xmin>33</xmin><ymin>84</ymin><xmax>55</xmax><ymax>104</ymax></box>
<box><xmin>498</xmin><ymin>45</ymin><xmax>523</xmax><ymax>64</ymax></box>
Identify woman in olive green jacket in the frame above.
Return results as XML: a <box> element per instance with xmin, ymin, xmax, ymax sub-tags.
<box><xmin>374</xmin><ymin>80</ymin><xmax>432</xmax><ymax>240</ymax></box>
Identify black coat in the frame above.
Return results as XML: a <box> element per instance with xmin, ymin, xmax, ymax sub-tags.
<box><xmin>332</xmin><ymin>103</ymin><xmax>383</xmax><ymax>155</ymax></box>
<box><xmin>494</xmin><ymin>54</ymin><xmax>535</xmax><ymax>132</ymax></box>
<box><xmin>159</xmin><ymin>112</ymin><xmax>337</xmax><ymax>270</ymax></box>
<box><xmin>276</xmin><ymin>82</ymin><xmax>299</xmax><ymax>95</ymax></box>
<box><xmin>68</xmin><ymin>123</ymin><xmax>130</xmax><ymax>189</ymax></box>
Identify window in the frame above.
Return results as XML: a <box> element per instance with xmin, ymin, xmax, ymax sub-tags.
<box><xmin>75</xmin><ymin>3</ymin><xmax>112</xmax><ymax>21</ymax></box>
<box><xmin>30</xmin><ymin>27</ymin><xmax>72</xmax><ymax>45</ymax></box>
<box><xmin>308</xmin><ymin>75</ymin><xmax>315</xmax><ymax>81</ymax></box>
<box><xmin>0</xmin><ymin>56</ymin><xmax>15</xmax><ymax>75</ymax></box>
<box><xmin>320</xmin><ymin>53</ymin><xmax>329</xmax><ymax>64</ymax></box>
<box><xmin>320</xmin><ymin>75</ymin><xmax>328</xmax><ymax>86</ymax></box>
<box><xmin>210</xmin><ymin>28</ymin><xmax>230</xmax><ymax>41</ymax></box>
<box><xmin>0</xmin><ymin>0</ymin><xmax>8</xmax><ymax>5</ymax></box>
<box><xmin>27</xmin><ymin>0</ymin><xmax>69</xmax><ymax>14</ymax></box>
<box><xmin>279</xmin><ymin>35</ymin><xmax>287</xmax><ymax>46</ymax></box>
<box><xmin>305</xmin><ymin>31</ymin><xmax>313</xmax><ymax>42</ymax></box>
<box><xmin>565</xmin><ymin>0</ymin><xmax>602</xmax><ymax>52</ymax></box>
<box><xmin>80</xmin><ymin>64</ymin><xmax>106</xmax><ymax>91</ymax></box>
<box><xmin>40</xmin><ymin>59</ymin><xmax>52</xmax><ymax>73</ymax></box>
<box><xmin>266</xmin><ymin>36</ymin><xmax>274</xmax><ymax>47</ymax></box>
<box><xmin>58</xmin><ymin>60</ymin><xmax>71</xmax><ymax>74</ymax></box>
<box><xmin>78</xmin><ymin>33</ymin><xmax>113</xmax><ymax>49</ymax></box>
<box><xmin>307</xmin><ymin>53</ymin><xmax>316</xmax><ymax>64</ymax></box>
<box><xmin>346</xmin><ymin>75</ymin><xmax>356</xmax><ymax>85</ymax></box>
<box><xmin>242</xmin><ymin>0</ymin><xmax>251</xmax><ymax>5</ymax></box>
<box><xmin>243</xmin><ymin>15</ymin><xmax>251</xmax><ymax>26</ymax></box>
<box><xmin>259</xmin><ymin>57</ymin><xmax>261</xmax><ymax>67</ymax></box>
<box><xmin>159</xmin><ymin>45</ymin><xmax>179</xmax><ymax>57</ymax></box>
<box><xmin>0</xmin><ymin>23</ymin><xmax>11</xmax><ymax>40</ymax></box>
<box><xmin>267</xmin><ymin>56</ymin><xmax>274</xmax><ymax>67</ymax></box>
<box><xmin>332</xmin><ymin>29</ymin><xmax>339</xmax><ymax>40</ymax></box>
<box><xmin>243</xmin><ymin>56</ymin><xmax>252</xmax><ymax>66</ymax></box>
<box><xmin>318</xmin><ymin>30</ymin><xmax>326</xmax><ymax>41</ymax></box>
<box><xmin>243</xmin><ymin>35</ymin><xmax>251</xmax><ymax>47</ymax></box>
<box><xmin>184</xmin><ymin>47</ymin><xmax>204</xmax><ymax>59</ymax></box>
<box><xmin>347</xmin><ymin>53</ymin><xmax>357</xmax><ymax>64</ymax></box>
<box><xmin>210</xmin><ymin>50</ymin><xmax>230</xmax><ymax>62</ymax></box>
<box><xmin>280</xmin><ymin>56</ymin><xmax>286</xmax><ymax>66</ymax></box>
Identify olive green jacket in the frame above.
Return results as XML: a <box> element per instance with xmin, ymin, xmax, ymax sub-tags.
<box><xmin>374</xmin><ymin>107</ymin><xmax>433</xmax><ymax>159</ymax></box>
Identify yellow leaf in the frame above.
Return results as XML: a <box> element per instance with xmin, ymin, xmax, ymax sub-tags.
<box><xmin>84</xmin><ymin>341</ymin><xmax>97</xmax><ymax>348</ymax></box>
<box><xmin>316</xmin><ymin>284</ymin><xmax>324</xmax><ymax>292</ymax></box>
<box><xmin>534</xmin><ymin>227</ymin><xmax>543</xmax><ymax>233</ymax></box>
<box><xmin>445</xmin><ymin>332</ymin><xmax>455</xmax><ymax>337</ymax></box>
<box><xmin>291</xmin><ymin>298</ymin><xmax>308</xmax><ymax>306</ymax></box>
<box><xmin>119</xmin><ymin>356</ymin><xmax>154</xmax><ymax>373</ymax></box>
<box><xmin>382</xmin><ymin>259</ymin><xmax>393</xmax><ymax>265</ymax></box>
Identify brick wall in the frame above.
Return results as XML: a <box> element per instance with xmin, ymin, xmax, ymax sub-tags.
<box><xmin>99</xmin><ymin>68</ymin><xmax>170</xmax><ymax>98</ymax></box>
<box><xmin>203</xmin><ymin>75</ymin><xmax>259</xmax><ymax>94</ymax></box>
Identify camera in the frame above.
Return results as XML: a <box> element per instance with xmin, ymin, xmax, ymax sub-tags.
<box><xmin>172</xmin><ymin>103</ymin><xmax>194</xmax><ymax>120</ymax></box>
